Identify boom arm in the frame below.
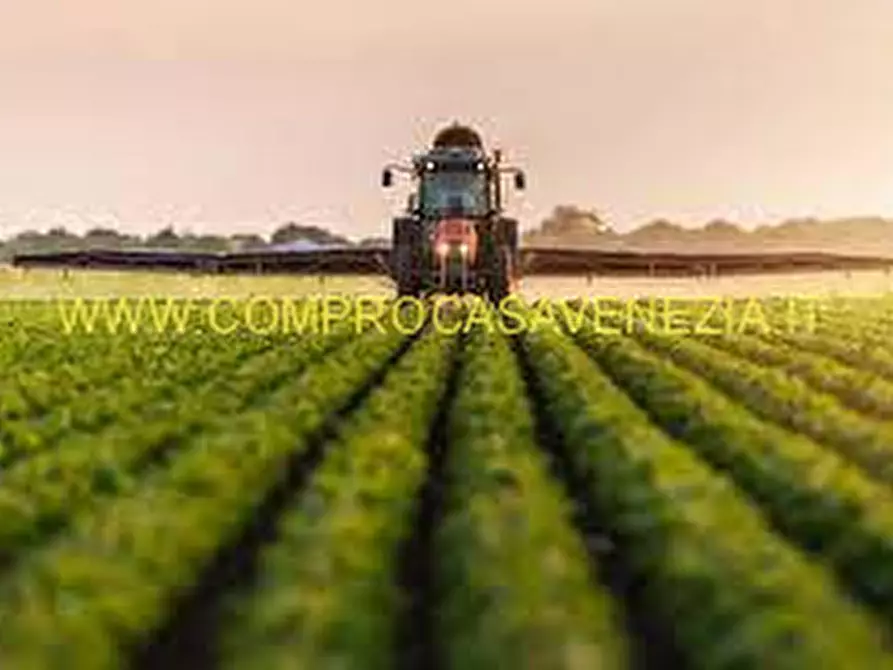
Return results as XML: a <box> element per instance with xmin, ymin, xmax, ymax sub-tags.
<box><xmin>489</xmin><ymin>149</ymin><xmax>526</xmax><ymax>211</ymax></box>
<box><xmin>498</xmin><ymin>166</ymin><xmax>526</xmax><ymax>190</ymax></box>
<box><xmin>381</xmin><ymin>163</ymin><xmax>414</xmax><ymax>187</ymax></box>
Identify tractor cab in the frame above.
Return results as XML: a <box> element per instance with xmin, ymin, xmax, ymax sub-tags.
<box><xmin>415</xmin><ymin>149</ymin><xmax>491</xmax><ymax>220</ymax></box>
<box><xmin>414</xmin><ymin>149</ymin><xmax>488</xmax><ymax>291</ymax></box>
<box><xmin>382</xmin><ymin>123</ymin><xmax>526</xmax><ymax>302</ymax></box>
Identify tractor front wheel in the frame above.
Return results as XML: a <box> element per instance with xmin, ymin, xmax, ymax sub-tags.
<box><xmin>485</xmin><ymin>248</ymin><xmax>511</xmax><ymax>304</ymax></box>
<box><xmin>392</xmin><ymin>218</ymin><xmax>422</xmax><ymax>297</ymax></box>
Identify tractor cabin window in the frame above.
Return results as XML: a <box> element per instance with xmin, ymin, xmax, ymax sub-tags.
<box><xmin>419</xmin><ymin>170</ymin><xmax>489</xmax><ymax>218</ymax></box>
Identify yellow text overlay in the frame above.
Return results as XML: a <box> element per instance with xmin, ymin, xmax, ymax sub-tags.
<box><xmin>55</xmin><ymin>295</ymin><xmax>821</xmax><ymax>336</ymax></box>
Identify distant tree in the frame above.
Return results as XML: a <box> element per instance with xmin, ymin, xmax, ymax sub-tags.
<box><xmin>47</xmin><ymin>226</ymin><xmax>77</xmax><ymax>239</ymax></box>
<box><xmin>229</xmin><ymin>233</ymin><xmax>267</xmax><ymax>251</ymax></box>
<box><xmin>624</xmin><ymin>219</ymin><xmax>689</xmax><ymax>247</ymax></box>
<box><xmin>85</xmin><ymin>227</ymin><xmax>122</xmax><ymax>238</ymax></box>
<box><xmin>40</xmin><ymin>227</ymin><xmax>81</xmax><ymax>251</ymax></box>
<box><xmin>83</xmin><ymin>227</ymin><xmax>131</xmax><ymax>249</ymax></box>
<box><xmin>270</xmin><ymin>222</ymin><xmax>351</xmax><ymax>247</ymax></box>
<box><xmin>540</xmin><ymin>205</ymin><xmax>612</xmax><ymax>237</ymax></box>
<box><xmin>179</xmin><ymin>232</ymin><xmax>229</xmax><ymax>252</ymax></box>
<box><xmin>633</xmin><ymin>219</ymin><xmax>683</xmax><ymax>233</ymax></box>
<box><xmin>761</xmin><ymin>218</ymin><xmax>820</xmax><ymax>239</ymax></box>
<box><xmin>145</xmin><ymin>226</ymin><xmax>180</xmax><ymax>248</ymax></box>
<box><xmin>701</xmin><ymin>219</ymin><xmax>745</xmax><ymax>239</ymax></box>
<box><xmin>13</xmin><ymin>230</ymin><xmax>43</xmax><ymax>242</ymax></box>
<box><xmin>7</xmin><ymin>230</ymin><xmax>43</xmax><ymax>256</ymax></box>
<box><xmin>523</xmin><ymin>205</ymin><xmax>614</xmax><ymax>245</ymax></box>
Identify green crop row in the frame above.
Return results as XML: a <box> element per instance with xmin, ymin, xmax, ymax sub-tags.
<box><xmin>630</xmin><ymin>330</ymin><xmax>893</xmax><ymax>487</ymax></box>
<box><xmin>0</xmin><ymin>299</ymin><xmax>387</xmax><ymax>460</ymax></box>
<box><xmin>694</xmin><ymin>331</ymin><xmax>893</xmax><ymax>420</ymax></box>
<box><xmin>0</xmin><ymin>297</ymin><xmax>383</xmax><ymax>422</ymax></box>
<box><xmin>0</xmin><ymin>326</ymin><xmax>408</xmax><ymax>669</ymax></box>
<box><xmin>0</xmin><ymin>333</ymin><xmax>142</xmax><ymax>418</ymax></box>
<box><xmin>568</xmin><ymin>328</ymin><xmax>893</xmax><ymax>621</ymax></box>
<box><xmin>434</xmin><ymin>328</ymin><xmax>628</xmax><ymax>669</ymax></box>
<box><xmin>0</xmin><ymin>301</ymin><xmax>248</xmax><ymax>411</ymax></box>
<box><xmin>0</xmin><ymin>304</ymin><xmax>105</xmax><ymax>369</ymax></box>
<box><xmin>766</xmin><ymin>328</ymin><xmax>893</xmax><ymax>381</ymax></box>
<box><xmin>523</xmin><ymin>326</ymin><xmax>893</xmax><ymax>669</ymax></box>
<box><xmin>0</xmin><ymin>331</ymin><xmax>274</xmax><ymax>463</ymax></box>
<box><xmin>0</xmin><ymin>321</ymin><xmax>363</xmax><ymax>568</ymax></box>
<box><xmin>220</xmin><ymin>328</ymin><xmax>453</xmax><ymax>670</ymax></box>
<box><xmin>808</xmin><ymin>303</ymin><xmax>893</xmax><ymax>343</ymax></box>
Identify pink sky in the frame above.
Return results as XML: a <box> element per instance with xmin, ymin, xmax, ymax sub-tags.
<box><xmin>1</xmin><ymin>1</ymin><xmax>892</xmax><ymax>240</ymax></box>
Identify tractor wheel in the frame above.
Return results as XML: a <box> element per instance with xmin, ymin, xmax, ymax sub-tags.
<box><xmin>480</xmin><ymin>240</ymin><xmax>510</xmax><ymax>304</ymax></box>
<box><xmin>485</xmin><ymin>248</ymin><xmax>511</xmax><ymax>304</ymax></box>
<box><xmin>483</xmin><ymin>218</ymin><xmax>518</xmax><ymax>304</ymax></box>
<box><xmin>496</xmin><ymin>217</ymin><xmax>520</xmax><ymax>276</ymax></box>
<box><xmin>392</xmin><ymin>218</ymin><xmax>422</xmax><ymax>296</ymax></box>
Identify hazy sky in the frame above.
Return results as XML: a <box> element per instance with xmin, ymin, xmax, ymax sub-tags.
<box><xmin>2</xmin><ymin>1</ymin><xmax>892</xmax><ymax>239</ymax></box>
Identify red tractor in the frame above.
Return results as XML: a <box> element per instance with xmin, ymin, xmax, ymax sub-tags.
<box><xmin>382</xmin><ymin>123</ymin><xmax>525</xmax><ymax>303</ymax></box>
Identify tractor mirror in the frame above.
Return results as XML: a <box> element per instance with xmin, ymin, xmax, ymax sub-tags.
<box><xmin>514</xmin><ymin>172</ymin><xmax>526</xmax><ymax>190</ymax></box>
<box><xmin>381</xmin><ymin>169</ymin><xmax>393</xmax><ymax>188</ymax></box>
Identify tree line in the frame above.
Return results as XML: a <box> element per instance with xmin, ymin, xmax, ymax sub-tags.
<box><xmin>2</xmin><ymin>208</ymin><xmax>893</xmax><ymax>260</ymax></box>
<box><xmin>523</xmin><ymin>206</ymin><xmax>893</xmax><ymax>255</ymax></box>
<box><xmin>0</xmin><ymin>222</ymin><xmax>388</xmax><ymax>260</ymax></box>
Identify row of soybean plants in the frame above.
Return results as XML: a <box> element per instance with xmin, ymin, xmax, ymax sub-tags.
<box><xmin>433</xmin><ymin>330</ymin><xmax>626</xmax><ymax>669</ymax></box>
<box><xmin>222</xmin><ymin>327</ymin><xmax>629</xmax><ymax>669</ymax></box>
<box><xmin>775</xmin><ymin>329</ymin><xmax>893</xmax><ymax>381</ymax></box>
<box><xmin>755</xmin><ymin>301</ymin><xmax>893</xmax><ymax>380</ymax></box>
<box><xmin>0</xmin><ymin>320</ymin><xmax>364</xmax><ymax>570</ymax></box>
<box><xmin>0</xmin><ymin>301</ymin><xmax>84</xmax><ymax>369</ymax></box>
<box><xmin>806</xmin><ymin>297</ymin><xmax>893</xmax><ymax>343</ymax></box>
<box><xmin>0</xmin><ymin>297</ymin><xmax>391</xmax><ymax>461</ymax></box>
<box><xmin>0</xmin><ymin>295</ymin><xmax>339</xmax><ymax>429</ymax></box>
<box><xmin>522</xmin><ymin>323</ymin><xmax>893</xmax><ymax>669</ymax></box>
<box><xmin>690</xmin><ymin>330</ymin><xmax>893</xmax><ymax>420</ymax></box>
<box><xmin>0</xmin><ymin>328</ymin><xmax>273</xmax><ymax>463</ymax></box>
<box><xmin>0</xmin><ymin>324</ymin><xmax>409</xmax><ymax>668</ymax></box>
<box><xmin>622</xmin><ymin>327</ymin><xmax>893</xmax><ymax>489</ymax></box>
<box><xmin>555</xmin><ymin>316</ymin><xmax>893</xmax><ymax>627</ymax></box>
<box><xmin>585</xmin><ymin>296</ymin><xmax>893</xmax><ymax>475</ymax></box>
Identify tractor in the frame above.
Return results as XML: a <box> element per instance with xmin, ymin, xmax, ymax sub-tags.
<box><xmin>381</xmin><ymin>123</ymin><xmax>526</xmax><ymax>303</ymax></box>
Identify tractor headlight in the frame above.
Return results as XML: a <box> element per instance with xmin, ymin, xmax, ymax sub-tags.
<box><xmin>459</xmin><ymin>243</ymin><xmax>469</xmax><ymax>256</ymax></box>
<box><xmin>436</xmin><ymin>243</ymin><xmax>449</xmax><ymax>256</ymax></box>
<box><xmin>425</xmin><ymin>161</ymin><xmax>436</xmax><ymax>171</ymax></box>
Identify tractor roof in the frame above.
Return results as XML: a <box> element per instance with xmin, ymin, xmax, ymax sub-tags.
<box><xmin>432</xmin><ymin>123</ymin><xmax>483</xmax><ymax>149</ymax></box>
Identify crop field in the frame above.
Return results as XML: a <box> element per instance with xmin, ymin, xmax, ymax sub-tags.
<box><xmin>1</xmin><ymin>289</ymin><xmax>893</xmax><ymax>669</ymax></box>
